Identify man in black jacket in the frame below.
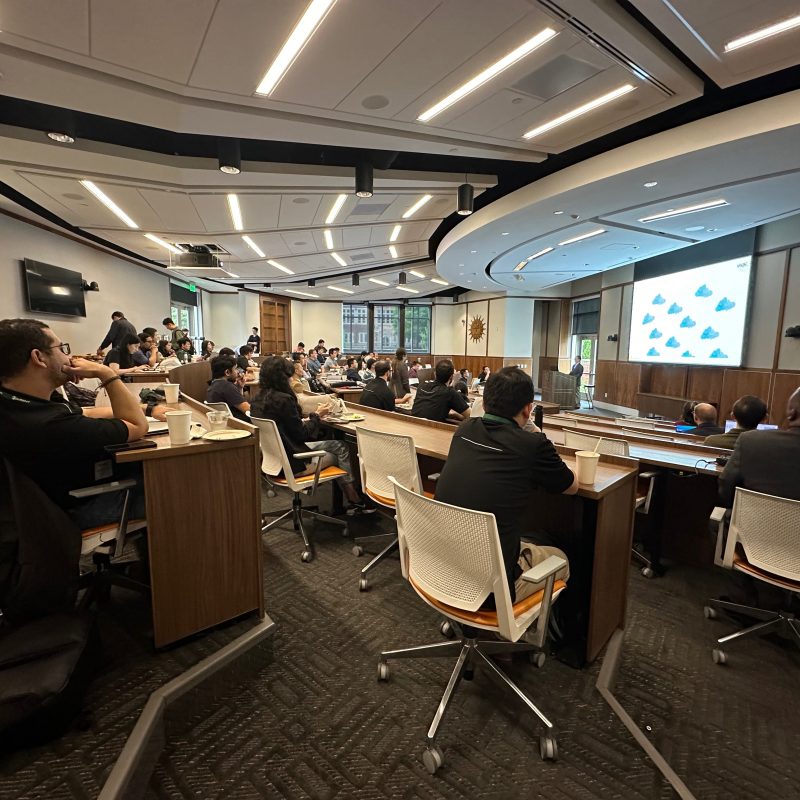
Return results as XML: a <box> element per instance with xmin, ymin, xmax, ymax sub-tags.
<box><xmin>96</xmin><ymin>311</ymin><xmax>136</xmax><ymax>357</ymax></box>
<box><xmin>359</xmin><ymin>360</ymin><xmax>396</xmax><ymax>411</ymax></box>
<box><xmin>684</xmin><ymin>402</ymin><xmax>725</xmax><ymax>436</ymax></box>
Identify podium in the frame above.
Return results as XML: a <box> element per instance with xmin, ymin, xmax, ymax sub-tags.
<box><xmin>541</xmin><ymin>370</ymin><xmax>578</xmax><ymax>409</ymax></box>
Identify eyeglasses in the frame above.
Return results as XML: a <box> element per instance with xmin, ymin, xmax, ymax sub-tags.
<box><xmin>45</xmin><ymin>342</ymin><xmax>71</xmax><ymax>355</ymax></box>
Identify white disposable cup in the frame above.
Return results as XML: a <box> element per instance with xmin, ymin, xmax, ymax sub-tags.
<box><xmin>163</xmin><ymin>383</ymin><xmax>180</xmax><ymax>403</ymax></box>
<box><xmin>574</xmin><ymin>450</ymin><xmax>601</xmax><ymax>485</ymax></box>
<box><xmin>165</xmin><ymin>410</ymin><xmax>192</xmax><ymax>445</ymax></box>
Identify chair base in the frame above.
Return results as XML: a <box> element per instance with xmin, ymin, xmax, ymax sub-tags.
<box><xmin>352</xmin><ymin>534</ymin><xmax>398</xmax><ymax>590</ymax></box>
<box><xmin>377</xmin><ymin>624</ymin><xmax>556</xmax><ymax>773</ymax></box>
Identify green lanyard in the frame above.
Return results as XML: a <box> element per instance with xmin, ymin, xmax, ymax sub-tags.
<box><xmin>482</xmin><ymin>413</ymin><xmax>515</xmax><ymax>426</ymax></box>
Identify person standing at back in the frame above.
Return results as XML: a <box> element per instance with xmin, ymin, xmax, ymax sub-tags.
<box><xmin>163</xmin><ymin>318</ymin><xmax>183</xmax><ymax>350</ymax></box>
<box><xmin>569</xmin><ymin>356</ymin><xmax>584</xmax><ymax>408</ymax></box>
<box><xmin>247</xmin><ymin>327</ymin><xmax>261</xmax><ymax>353</ymax></box>
<box><xmin>705</xmin><ymin>395</ymin><xmax>768</xmax><ymax>449</ymax></box>
<box><xmin>411</xmin><ymin>359</ymin><xmax>469</xmax><ymax>422</ymax></box>
<box><xmin>97</xmin><ymin>311</ymin><xmax>136</xmax><ymax>357</ymax></box>
<box><xmin>390</xmin><ymin>347</ymin><xmax>411</xmax><ymax>403</ymax></box>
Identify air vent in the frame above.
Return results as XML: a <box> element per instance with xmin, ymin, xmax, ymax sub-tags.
<box><xmin>348</xmin><ymin>203</ymin><xmax>392</xmax><ymax>217</ymax></box>
<box><xmin>512</xmin><ymin>54</ymin><xmax>600</xmax><ymax>100</ymax></box>
<box><xmin>349</xmin><ymin>251</ymin><xmax>375</xmax><ymax>262</ymax></box>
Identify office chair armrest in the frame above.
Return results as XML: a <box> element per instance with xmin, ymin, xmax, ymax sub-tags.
<box><xmin>69</xmin><ymin>478</ymin><xmax>138</xmax><ymax>499</ymax></box>
<box><xmin>709</xmin><ymin>506</ymin><xmax>727</xmax><ymax>523</ymax></box>
<box><xmin>427</xmin><ymin>472</ymin><xmax>441</xmax><ymax>482</ymax></box>
<box><xmin>520</xmin><ymin>555</ymin><xmax>568</xmax><ymax>584</ymax></box>
<box><xmin>639</xmin><ymin>471</ymin><xmax>658</xmax><ymax>480</ymax></box>
<box><xmin>294</xmin><ymin>450</ymin><xmax>327</xmax><ymax>460</ymax></box>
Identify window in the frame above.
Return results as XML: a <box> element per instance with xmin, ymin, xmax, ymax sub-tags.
<box><xmin>571</xmin><ymin>296</ymin><xmax>600</xmax><ymax>335</ymax></box>
<box><xmin>404</xmin><ymin>305</ymin><xmax>431</xmax><ymax>353</ymax></box>
<box><xmin>373</xmin><ymin>305</ymin><xmax>401</xmax><ymax>352</ymax></box>
<box><xmin>342</xmin><ymin>304</ymin><xmax>368</xmax><ymax>352</ymax></box>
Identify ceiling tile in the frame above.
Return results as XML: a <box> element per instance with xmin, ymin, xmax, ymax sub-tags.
<box><xmin>138</xmin><ymin>190</ymin><xmax>206</xmax><ymax>232</ymax></box>
<box><xmin>278</xmin><ymin>195</ymin><xmax>323</xmax><ymax>228</ymax></box>
<box><xmin>0</xmin><ymin>0</ymin><xmax>89</xmax><ymax>53</ymax></box>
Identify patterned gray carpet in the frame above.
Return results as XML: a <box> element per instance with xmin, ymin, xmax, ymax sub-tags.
<box><xmin>1</xmin><ymin>485</ymin><xmax>798</xmax><ymax>799</ymax></box>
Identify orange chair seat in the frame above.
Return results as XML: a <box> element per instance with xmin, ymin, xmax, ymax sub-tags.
<box><xmin>81</xmin><ymin>519</ymin><xmax>146</xmax><ymax>555</ymax></box>
<box><xmin>365</xmin><ymin>487</ymin><xmax>434</xmax><ymax>507</ymax></box>
<box><xmin>409</xmin><ymin>575</ymin><xmax>566</xmax><ymax>627</ymax></box>
<box><xmin>270</xmin><ymin>466</ymin><xmax>347</xmax><ymax>485</ymax></box>
<box><xmin>733</xmin><ymin>551</ymin><xmax>800</xmax><ymax>592</ymax></box>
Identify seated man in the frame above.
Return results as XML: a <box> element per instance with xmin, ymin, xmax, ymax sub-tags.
<box><xmin>306</xmin><ymin>347</ymin><xmax>321</xmax><ymax>378</ymax></box>
<box><xmin>411</xmin><ymin>359</ymin><xmax>470</xmax><ymax>422</ymax></box>
<box><xmin>684</xmin><ymin>402</ymin><xmax>724</xmax><ymax>436</ymax></box>
<box><xmin>133</xmin><ymin>332</ymin><xmax>157</xmax><ymax>368</ymax></box>
<box><xmin>345</xmin><ymin>357</ymin><xmax>361</xmax><ymax>382</ymax></box>
<box><xmin>359</xmin><ymin>360</ymin><xmax>397</xmax><ymax>411</ymax></box>
<box><xmin>175</xmin><ymin>337</ymin><xmax>193</xmax><ymax>364</ymax></box>
<box><xmin>236</xmin><ymin>344</ymin><xmax>256</xmax><ymax>372</ymax></box>
<box><xmin>206</xmin><ymin>356</ymin><xmax>250</xmax><ymax>423</ymax></box>
<box><xmin>705</xmin><ymin>394</ymin><xmax>768</xmax><ymax>449</ymax></box>
<box><xmin>0</xmin><ymin>318</ymin><xmax>148</xmax><ymax>528</ymax></box>
<box><xmin>435</xmin><ymin>367</ymin><xmax>578</xmax><ymax>609</ymax></box>
<box><xmin>323</xmin><ymin>347</ymin><xmax>341</xmax><ymax>370</ymax></box>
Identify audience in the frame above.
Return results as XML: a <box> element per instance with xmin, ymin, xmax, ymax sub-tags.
<box><xmin>105</xmin><ymin>333</ymin><xmax>146</xmax><ymax>374</ymax></box>
<box><xmin>323</xmin><ymin>347</ymin><xmax>340</xmax><ymax>370</ymax></box>
<box><xmin>306</xmin><ymin>347</ymin><xmax>321</xmax><ymax>378</ymax></box>
<box><xmin>412</xmin><ymin>359</ymin><xmax>470</xmax><ymax>422</ymax></box>
<box><xmin>705</xmin><ymin>395</ymin><xmax>768</xmax><ymax>448</ymax></box>
<box><xmin>96</xmin><ymin>310</ymin><xmax>136</xmax><ymax>357</ymax></box>
<box><xmin>200</xmin><ymin>340</ymin><xmax>217</xmax><ymax>360</ymax></box>
<box><xmin>453</xmin><ymin>368</ymin><xmax>469</xmax><ymax>396</ymax></box>
<box><xmin>294</xmin><ymin>342</ymin><xmax>306</xmax><ymax>354</ymax></box>
<box><xmin>684</xmin><ymin>402</ymin><xmax>724</xmax><ymax>436</ymax></box>
<box><xmin>316</xmin><ymin>339</ymin><xmax>326</xmax><ymax>353</ymax></box>
<box><xmin>236</xmin><ymin>344</ymin><xmax>255</xmax><ymax>371</ymax></box>
<box><xmin>205</xmin><ymin>355</ymin><xmax>250</xmax><ymax>422</ymax></box>
<box><xmin>478</xmin><ymin>365</ymin><xmax>491</xmax><ymax>383</ymax></box>
<box><xmin>250</xmin><ymin>357</ymin><xmax>374</xmax><ymax>515</ymax></box>
<box><xmin>175</xmin><ymin>338</ymin><xmax>193</xmax><ymax>364</ymax></box>
<box><xmin>345</xmin><ymin>358</ymin><xmax>361</xmax><ymax>382</ymax></box>
<box><xmin>408</xmin><ymin>359</ymin><xmax>423</xmax><ymax>379</ymax></box>
<box><xmin>134</xmin><ymin>332</ymin><xmax>157</xmax><ymax>368</ymax></box>
<box><xmin>680</xmin><ymin>400</ymin><xmax>699</xmax><ymax>426</ymax></box>
<box><xmin>289</xmin><ymin>357</ymin><xmax>311</xmax><ymax>396</ymax></box>
<box><xmin>390</xmin><ymin>347</ymin><xmax>411</xmax><ymax>401</ymax></box>
<box><xmin>359</xmin><ymin>360</ymin><xmax>397</xmax><ymax>411</ymax></box>
<box><xmin>162</xmin><ymin>317</ymin><xmax>182</xmax><ymax>349</ymax></box>
<box><xmin>361</xmin><ymin>357</ymin><xmax>376</xmax><ymax>382</ymax></box>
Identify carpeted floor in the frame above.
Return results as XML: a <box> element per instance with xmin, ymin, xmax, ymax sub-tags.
<box><xmin>2</xmin><ymin>485</ymin><xmax>798</xmax><ymax>800</ymax></box>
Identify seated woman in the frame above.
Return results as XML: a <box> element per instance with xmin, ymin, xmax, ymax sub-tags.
<box><xmin>250</xmin><ymin>357</ymin><xmax>374</xmax><ymax>515</ymax></box>
<box><xmin>104</xmin><ymin>334</ymin><xmax>147</xmax><ymax>375</ymax></box>
<box><xmin>157</xmin><ymin>340</ymin><xmax>181</xmax><ymax>371</ymax></box>
<box><xmin>200</xmin><ymin>339</ymin><xmax>217</xmax><ymax>360</ymax></box>
<box><xmin>360</xmin><ymin>357</ymin><xmax>376</xmax><ymax>382</ymax></box>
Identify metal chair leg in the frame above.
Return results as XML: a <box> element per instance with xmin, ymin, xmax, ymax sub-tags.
<box><xmin>717</xmin><ymin>616</ymin><xmax>782</xmax><ymax>644</ymax></box>
<box><xmin>381</xmin><ymin>640</ymin><xmax>463</xmax><ymax>661</ymax></box>
<box><xmin>261</xmin><ymin>509</ymin><xmax>293</xmax><ymax>532</ymax></box>
<box><xmin>710</xmin><ymin>599</ymin><xmax>779</xmax><ymax>621</ymax></box>
<box><xmin>426</xmin><ymin>644</ymin><xmax>470</xmax><ymax>744</ymax></box>
<box><xmin>360</xmin><ymin>536</ymin><xmax>399</xmax><ymax>578</ymax></box>
<box><xmin>304</xmin><ymin>509</ymin><xmax>348</xmax><ymax>529</ymax></box>
<box><xmin>786</xmin><ymin>617</ymin><xmax>800</xmax><ymax>648</ymax></box>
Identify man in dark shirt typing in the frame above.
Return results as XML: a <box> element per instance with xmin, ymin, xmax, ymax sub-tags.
<box><xmin>411</xmin><ymin>359</ymin><xmax>470</xmax><ymax>422</ymax></box>
<box><xmin>206</xmin><ymin>356</ymin><xmax>251</xmax><ymax>422</ymax></box>
<box><xmin>359</xmin><ymin>360</ymin><xmax>397</xmax><ymax>411</ymax></box>
<box><xmin>0</xmin><ymin>318</ymin><xmax>148</xmax><ymax>527</ymax></box>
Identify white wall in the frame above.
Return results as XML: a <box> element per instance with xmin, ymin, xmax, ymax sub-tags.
<box><xmin>432</xmin><ymin>303</ymin><xmax>461</xmax><ymax>354</ymax></box>
<box><xmin>0</xmin><ymin>213</ymin><xmax>170</xmax><ymax>353</ymax></box>
<box><xmin>295</xmin><ymin>302</ymin><xmax>342</xmax><ymax>349</ymax></box>
<box><xmin>500</xmin><ymin>297</ymin><xmax>535</xmax><ymax>358</ymax></box>
<box><xmin>200</xmin><ymin>289</ymin><xmax>261</xmax><ymax>349</ymax></box>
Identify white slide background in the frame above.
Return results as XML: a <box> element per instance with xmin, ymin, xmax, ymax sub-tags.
<box><xmin>628</xmin><ymin>256</ymin><xmax>752</xmax><ymax>366</ymax></box>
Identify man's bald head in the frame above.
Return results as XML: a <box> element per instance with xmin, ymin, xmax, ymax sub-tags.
<box><xmin>693</xmin><ymin>403</ymin><xmax>718</xmax><ymax>425</ymax></box>
<box><xmin>787</xmin><ymin>387</ymin><xmax>800</xmax><ymax>427</ymax></box>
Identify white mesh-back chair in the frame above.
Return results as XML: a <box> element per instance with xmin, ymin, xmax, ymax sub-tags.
<box><xmin>705</xmin><ymin>488</ymin><xmax>800</xmax><ymax>663</ymax></box>
<box><xmin>563</xmin><ymin>430</ymin><xmax>630</xmax><ymax>456</ymax></box>
<box><xmin>353</xmin><ymin>427</ymin><xmax>431</xmax><ymax>591</ymax></box>
<box><xmin>615</xmin><ymin>418</ymin><xmax>657</xmax><ymax>430</ymax></box>
<box><xmin>250</xmin><ymin>417</ymin><xmax>348</xmax><ymax>563</ymax></box>
<box><xmin>204</xmin><ymin>401</ymin><xmax>233</xmax><ymax>416</ymax></box>
<box><xmin>377</xmin><ymin>478</ymin><xmax>567</xmax><ymax>773</ymax></box>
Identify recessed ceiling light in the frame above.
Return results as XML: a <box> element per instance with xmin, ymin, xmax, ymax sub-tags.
<box><xmin>417</xmin><ymin>27</ymin><xmax>557</xmax><ymax>121</ymax></box>
<box><xmin>242</xmin><ymin>235</ymin><xmax>266</xmax><ymax>258</ymax></box>
<box><xmin>684</xmin><ymin>225</ymin><xmax>705</xmax><ymax>232</ymax></box>
<box><xmin>369</xmin><ymin>277</ymin><xmax>390</xmax><ymax>286</ymax></box>
<box><xmin>638</xmin><ymin>199</ymin><xmax>728</xmax><ymax>223</ymax></box>
<box><xmin>285</xmin><ymin>288</ymin><xmax>319</xmax><ymax>298</ymax></box>
<box><xmin>522</xmin><ymin>84</ymin><xmax>635</xmax><ymax>140</ymax></box>
<box><xmin>430</xmin><ymin>278</ymin><xmax>449</xmax><ymax>286</ymax></box>
<box><xmin>470</xmin><ymin>250</ymin><xmax>477</xmax><ymax>254</ymax></box>
<box><xmin>553</xmin><ymin>210</ymin><xmax>564</xmax><ymax>215</ymax></box>
<box><xmin>47</xmin><ymin>132</ymin><xmax>74</xmax><ymax>144</ymax></box>
<box><xmin>408</xmin><ymin>270</ymin><xmax>425</xmax><ymax>278</ymax></box>
<box><xmin>724</xmin><ymin>13</ymin><xmax>800</xmax><ymax>52</ymax></box>
<box><xmin>557</xmin><ymin>229</ymin><xmax>605</xmax><ymax>246</ymax></box>
<box><xmin>329</xmin><ymin>285</ymin><xmax>354</xmax><ymax>294</ymax></box>
<box><xmin>227</xmin><ymin>194</ymin><xmax>243</xmax><ymax>231</ymax></box>
<box><xmin>330</xmin><ymin>252</ymin><xmax>347</xmax><ymax>266</ymax></box>
<box><xmin>390</xmin><ymin>224</ymin><xmax>402</xmax><ymax>242</ymax></box>
<box><xmin>323</xmin><ymin>229</ymin><xmax>334</xmax><ymax>250</ymax></box>
<box><xmin>706</xmin><ymin>227</ymin><xmax>718</xmax><ymax>232</ymax></box>
<box><xmin>389</xmin><ymin>245</ymin><xmax>398</xmax><ymax>258</ymax></box>
<box><xmin>643</xmin><ymin>181</ymin><xmax>658</xmax><ymax>188</ymax></box>
<box><xmin>325</xmin><ymin>193</ymin><xmax>347</xmax><ymax>224</ymax></box>
<box><xmin>501</xmin><ymin>231</ymin><xmax>510</xmax><ymax>236</ymax></box>
<box><xmin>144</xmin><ymin>233</ymin><xmax>183</xmax><ymax>255</ymax></box>
<box><xmin>396</xmin><ymin>285</ymin><xmax>419</xmax><ymax>294</ymax></box>
<box><xmin>255</xmin><ymin>0</ymin><xmax>337</xmax><ymax>95</ymax></box>
<box><xmin>80</xmin><ymin>180</ymin><xmax>139</xmax><ymax>228</ymax></box>
<box><xmin>514</xmin><ymin>247</ymin><xmax>553</xmax><ymax>271</ymax></box>
<box><xmin>402</xmin><ymin>194</ymin><xmax>432</xmax><ymax>219</ymax></box>
<box><xmin>267</xmin><ymin>259</ymin><xmax>295</xmax><ymax>275</ymax></box>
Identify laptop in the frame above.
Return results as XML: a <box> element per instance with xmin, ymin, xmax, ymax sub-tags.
<box><xmin>146</xmin><ymin>417</ymin><xmax>169</xmax><ymax>435</ymax></box>
<box><xmin>724</xmin><ymin>419</ymin><xmax>778</xmax><ymax>432</ymax></box>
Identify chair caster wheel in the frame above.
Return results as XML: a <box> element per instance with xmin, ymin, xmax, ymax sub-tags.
<box><xmin>266</xmin><ymin>490</ymin><xmax>276</xmax><ymax>498</ymax></box>
<box><xmin>377</xmin><ymin>660</ymin><xmax>389</xmax><ymax>681</ymax></box>
<box><xmin>539</xmin><ymin>734</ymin><xmax>558</xmax><ymax>761</ymax></box>
<box><xmin>641</xmin><ymin>567</ymin><xmax>655</xmax><ymax>579</ymax></box>
<box><xmin>359</xmin><ymin>577</ymin><xmax>369</xmax><ymax>592</ymax></box>
<box><xmin>440</xmin><ymin>620</ymin><xmax>455</xmax><ymax>639</ymax></box>
<box><xmin>300</xmin><ymin>550</ymin><xmax>313</xmax><ymax>563</ymax></box>
<box><xmin>704</xmin><ymin>606</ymin><xmax>718</xmax><ymax>620</ymax></box>
<box><xmin>462</xmin><ymin>667</ymin><xmax>474</xmax><ymax>681</ymax></box>
<box><xmin>422</xmin><ymin>745</ymin><xmax>444</xmax><ymax>774</ymax></box>
<box><xmin>529</xmin><ymin>651</ymin><xmax>546</xmax><ymax>669</ymax></box>
<box><xmin>712</xmin><ymin>648</ymin><xmax>727</xmax><ymax>665</ymax></box>
<box><xmin>352</xmin><ymin>545</ymin><xmax>364</xmax><ymax>557</ymax></box>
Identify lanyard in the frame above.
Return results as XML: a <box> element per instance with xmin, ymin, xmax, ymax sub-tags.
<box><xmin>482</xmin><ymin>413</ymin><xmax>515</xmax><ymax>426</ymax></box>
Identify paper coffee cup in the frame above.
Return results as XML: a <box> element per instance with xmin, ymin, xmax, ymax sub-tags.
<box><xmin>574</xmin><ymin>450</ymin><xmax>600</xmax><ymax>485</ymax></box>
<box><xmin>165</xmin><ymin>410</ymin><xmax>192</xmax><ymax>445</ymax></box>
<box><xmin>163</xmin><ymin>383</ymin><xmax>180</xmax><ymax>403</ymax></box>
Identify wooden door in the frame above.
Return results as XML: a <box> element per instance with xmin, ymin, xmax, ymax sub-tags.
<box><xmin>259</xmin><ymin>295</ymin><xmax>291</xmax><ymax>354</ymax></box>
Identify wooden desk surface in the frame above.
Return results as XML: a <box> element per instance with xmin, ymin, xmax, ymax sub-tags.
<box><xmin>125</xmin><ymin>370</ymin><xmax>170</xmax><ymax>382</ymax></box>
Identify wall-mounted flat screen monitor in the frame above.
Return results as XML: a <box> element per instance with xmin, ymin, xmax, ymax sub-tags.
<box><xmin>23</xmin><ymin>259</ymin><xmax>86</xmax><ymax>317</ymax></box>
<box><xmin>628</xmin><ymin>256</ymin><xmax>752</xmax><ymax>367</ymax></box>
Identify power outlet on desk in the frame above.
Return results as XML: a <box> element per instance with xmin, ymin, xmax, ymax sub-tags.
<box><xmin>604</xmin><ymin>392</ymin><xmax>608</xmax><ymax>398</ymax></box>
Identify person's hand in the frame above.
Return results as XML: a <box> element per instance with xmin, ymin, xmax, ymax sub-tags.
<box><xmin>96</xmin><ymin>347</ymin><xmax>105</xmax><ymax>356</ymax></box>
<box><xmin>235</xmin><ymin>371</ymin><xmax>247</xmax><ymax>388</ymax></box>
<box><xmin>316</xmin><ymin>403</ymin><xmax>330</xmax><ymax>418</ymax></box>
<box><xmin>150</xmin><ymin>404</ymin><xmax>168</xmax><ymax>421</ymax></box>
<box><xmin>64</xmin><ymin>357</ymin><xmax>115</xmax><ymax>382</ymax></box>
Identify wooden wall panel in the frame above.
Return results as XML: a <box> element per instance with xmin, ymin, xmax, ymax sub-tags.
<box><xmin>686</xmin><ymin>367</ymin><xmax>724</xmax><ymax>406</ymax></box>
<box><xmin>719</xmin><ymin>369</ymin><xmax>773</xmax><ymax>425</ymax></box>
<box><xmin>770</xmin><ymin>372</ymin><xmax>800</xmax><ymax>426</ymax></box>
<box><xmin>433</xmin><ymin>355</ymin><xmax>504</xmax><ymax>378</ymax></box>
<box><xmin>616</xmin><ymin>363</ymin><xmax>643</xmax><ymax>409</ymax></box>
<box><xmin>647</xmin><ymin>365</ymin><xmax>687</xmax><ymax>397</ymax></box>
<box><xmin>538</xmin><ymin>356</ymin><xmax>559</xmax><ymax>389</ymax></box>
<box><xmin>594</xmin><ymin>360</ymin><xmax>618</xmax><ymax>405</ymax></box>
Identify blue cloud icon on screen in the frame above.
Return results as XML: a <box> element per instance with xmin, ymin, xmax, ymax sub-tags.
<box><xmin>695</xmin><ymin>284</ymin><xmax>713</xmax><ymax>298</ymax></box>
<box><xmin>681</xmin><ymin>351</ymin><xmax>694</xmax><ymax>358</ymax></box>
<box><xmin>642</xmin><ymin>313</ymin><xmax>655</xmax><ymax>324</ymax></box>
<box><xmin>666</xmin><ymin>337</ymin><xmax>680</xmax><ymax>348</ymax></box>
<box><xmin>649</xmin><ymin>329</ymin><xmax>662</xmax><ymax>339</ymax></box>
<box><xmin>652</xmin><ymin>294</ymin><xmax>666</xmax><ymax>305</ymax></box>
<box><xmin>668</xmin><ymin>303</ymin><xmax>682</xmax><ymax>314</ymax></box>
<box><xmin>647</xmin><ymin>347</ymin><xmax>659</xmax><ymax>357</ymax></box>
<box><xmin>715</xmin><ymin>297</ymin><xmax>736</xmax><ymax>311</ymax></box>
<box><xmin>709</xmin><ymin>348</ymin><xmax>728</xmax><ymax>359</ymax></box>
<box><xmin>701</xmin><ymin>327</ymin><xmax>719</xmax><ymax>340</ymax></box>
<box><xmin>680</xmin><ymin>316</ymin><xmax>696</xmax><ymax>328</ymax></box>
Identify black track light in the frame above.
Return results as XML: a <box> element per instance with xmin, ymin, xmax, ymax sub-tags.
<box><xmin>398</xmin><ymin>272</ymin><xmax>407</xmax><ymax>285</ymax></box>
<box><xmin>263</xmin><ymin>282</ymin><xmax>271</xmax><ymax>288</ymax></box>
<box><xmin>355</xmin><ymin>162</ymin><xmax>373</xmax><ymax>198</ymax></box>
<box><xmin>218</xmin><ymin>138</ymin><xmax>241</xmax><ymax>174</ymax></box>
<box><xmin>457</xmin><ymin>183</ymin><xmax>474</xmax><ymax>216</ymax></box>
<box><xmin>308</xmin><ymin>279</ymin><xmax>316</xmax><ymax>287</ymax></box>
<box><xmin>352</xmin><ymin>273</ymin><xmax>360</xmax><ymax>287</ymax></box>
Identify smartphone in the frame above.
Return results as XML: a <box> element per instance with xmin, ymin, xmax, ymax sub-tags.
<box><xmin>104</xmin><ymin>439</ymin><xmax>158</xmax><ymax>453</ymax></box>
<box><xmin>534</xmin><ymin>404</ymin><xmax>544</xmax><ymax>431</ymax></box>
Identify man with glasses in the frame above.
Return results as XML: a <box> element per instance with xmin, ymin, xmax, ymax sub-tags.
<box><xmin>0</xmin><ymin>318</ymin><xmax>148</xmax><ymax>527</ymax></box>
<box><xmin>133</xmin><ymin>332</ymin><xmax>158</xmax><ymax>368</ymax></box>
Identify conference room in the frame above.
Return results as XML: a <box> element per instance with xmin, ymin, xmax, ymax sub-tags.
<box><xmin>1</xmin><ymin>2</ymin><xmax>799</xmax><ymax>798</ymax></box>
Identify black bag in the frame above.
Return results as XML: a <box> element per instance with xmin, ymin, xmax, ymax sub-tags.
<box><xmin>63</xmin><ymin>381</ymin><xmax>98</xmax><ymax>408</ymax></box>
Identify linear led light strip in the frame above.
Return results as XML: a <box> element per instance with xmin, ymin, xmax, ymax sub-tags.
<box><xmin>418</xmin><ymin>28</ymin><xmax>557</xmax><ymax>122</ymax></box>
<box><xmin>638</xmin><ymin>199</ymin><xmax>728</xmax><ymax>223</ymax></box>
<box><xmin>144</xmin><ymin>233</ymin><xmax>183</xmax><ymax>255</ymax></box>
<box><xmin>268</xmin><ymin>259</ymin><xmax>294</xmax><ymax>275</ymax></box>
<box><xmin>430</xmin><ymin>278</ymin><xmax>449</xmax><ymax>286</ymax></box>
<box><xmin>325</xmin><ymin>193</ymin><xmax>347</xmax><ymax>224</ymax></box>
<box><xmin>80</xmin><ymin>180</ymin><xmax>138</xmax><ymax>228</ymax></box>
<box><xmin>242</xmin><ymin>235</ymin><xmax>266</xmax><ymax>258</ymax></box>
<box><xmin>285</xmin><ymin>288</ymin><xmax>319</xmax><ymax>298</ymax></box>
<box><xmin>324</xmin><ymin>229</ymin><xmax>334</xmax><ymax>249</ymax></box>
<box><xmin>396</xmin><ymin>285</ymin><xmax>419</xmax><ymax>294</ymax></box>
<box><xmin>725</xmin><ymin>13</ymin><xmax>800</xmax><ymax>51</ymax></box>
<box><xmin>514</xmin><ymin>246</ymin><xmax>553</xmax><ymax>271</ymax></box>
<box><xmin>408</xmin><ymin>270</ymin><xmax>425</xmax><ymax>278</ymax></box>
<box><xmin>389</xmin><ymin>224</ymin><xmax>402</xmax><ymax>242</ymax></box>
<box><xmin>558</xmin><ymin>229</ymin><xmax>605</xmax><ymax>246</ymax></box>
<box><xmin>369</xmin><ymin>277</ymin><xmax>389</xmax><ymax>286</ymax></box>
<box><xmin>329</xmin><ymin>285</ymin><xmax>353</xmax><ymax>294</ymax></box>
<box><xmin>523</xmin><ymin>84</ymin><xmax>634</xmax><ymax>140</ymax></box>
<box><xmin>389</xmin><ymin>245</ymin><xmax>398</xmax><ymax>259</ymax></box>
<box><xmin>331</xmin><ymin>252</ymin><xmax>347</xmax><ymax>266</ymax></box>
<box><xmin>402</xmin><ymin>194</ymin><xmax>432</xmax><ymax>219</ymax></box>
<box><xmin>227</xmin><ymin>194</ymin><xmax>243</xmax><ymax>231</ymax></box>
<box><xmin>255</xmin><ymin>0</ymin><xmax>337</xmax><ymax>95</ymax></box>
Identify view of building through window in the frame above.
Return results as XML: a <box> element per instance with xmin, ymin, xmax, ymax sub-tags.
<box><xmin>342</xmin><ymin>303</ymin><xmax>431</xmax><ymax>353</ymax></box>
